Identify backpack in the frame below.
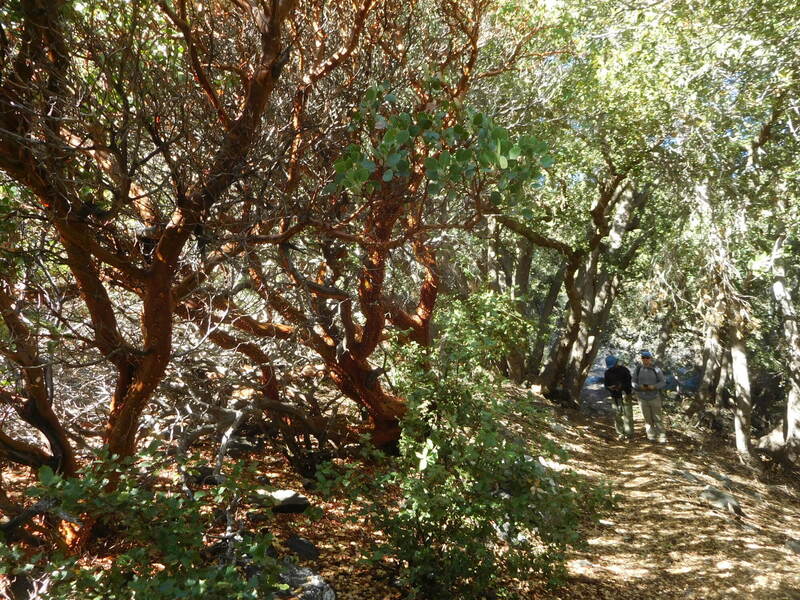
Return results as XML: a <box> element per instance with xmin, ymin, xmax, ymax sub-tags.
<box><xmin>635</xmin><ymin>365</ymin><xmax>663</xmax><ymax>388</ymax></box>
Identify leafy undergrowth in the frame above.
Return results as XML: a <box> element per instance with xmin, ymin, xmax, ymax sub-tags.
<box><xmin>2</xmin><ymin>385</ymin><xmax>799</xmax><ymax>599</ymax></box>
<box><xmin>297</xmin><ymin>389</ymin><xmax>800</xmax><ymax>599</ymax></box>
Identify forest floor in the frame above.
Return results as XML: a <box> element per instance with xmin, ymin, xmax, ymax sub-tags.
<box><xmin>520</xmin><ymin>373</ymin><xmax>800</xmax><ymax>600</ymax></box>
<box><xmin>4</xmin><ymin>378</ymin><xmax>799</xmax><ymax>599</ymax></box>
<box><xmin>283</xmin><ymin>375</ymin><xmax>800</xmax><ymax>600</ymax></box>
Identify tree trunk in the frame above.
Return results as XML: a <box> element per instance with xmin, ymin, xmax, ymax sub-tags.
<box><xmin>0</xmin><ymin>288</ymin><xmax>78</xmax><ymax>476</ymax></box>
<box><xmin>559</xmin><ymin>256</ymin><xmax>598</xmax><ymax>401</ymax></box>
<box><xmin>728</xmin><ymin>322</ymin><xmax>752</xmax><ymax>455</ymax></box>
<box><xmin>758</xmin><ymin>232</ymin><xmax>800</xmax><ymax>458</ymax></box>
<box><xmin>655</xmin><ymin>309</ymin><xmax>675</xmax><ymax>360</ymax></box>
<box><xmin>580</xmin><ymin>271</ymin><xmax>624</xmax><ymax>372</ymax></box>
<box><xmin>561</xmin><ymin>273</ymin><xmax>621</xmax><ymax>402</ymax></box>
<box><xmin>486</xmin><ymin>216</ymin><xmax>503</xmax><ymax>293</ymax></box>
<box><xmin>538</xmin><ymin>182</ymin><xmax>644</xmax><ymax>402</ymax></box>
<box><xmin>563</xmin><ymin>333</ymin><xmax>592</xmax><ymax>401</ymax></box>
<box><xmin>507</xmin><ymin>348</ymin><xmax>526</xmax><ymax>384</ymax></box>
<box><xmin>528</xmin><ymin>263</ymin><xmax>566</xmax><ymax>377</ymax></box>
<box><xmin>539</xmin><ymin>251</ymin><xmax>584</xmax><ymax>395</ymax></box>
<box><xmin>699</xmin><ymin>319</ymin><xmax>724</xmax><ymax>405</ymax></box>
<box><xmin>506</xmin><ymin>238</ymin><xmax>533</xmax><ymax>383</ymax></box>
<box><xmin>327</xmin><ymin>355</ymin><xmax>406</xmax><ymax>447</ymax></box>
<box><xmin>775</xmin><ymin>304</ymin><xmax>800</xmax><ymax>455</ymax></box>
<box><xmin>715</xmin><ymin>348</ymin><xmax>730</xmax><ymax>410</ymax></box>
<box><xmin>555</xmin><ymin>230</ymin><xmax>632</xmax><ymax>401</ymax></box>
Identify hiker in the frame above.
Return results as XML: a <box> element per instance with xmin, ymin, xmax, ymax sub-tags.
<box><xmin>632</xmin><ymin>350</ymin><xmax>667</xmax><ymax>442</ymax></box>
<box><xmin>603</xmin><ymin>355</ymin><xmax>634</xmax><ymax>440</ymax></box>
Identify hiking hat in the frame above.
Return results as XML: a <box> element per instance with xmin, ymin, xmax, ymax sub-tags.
<box><xmin>605</xmin><ymin>355</ymin><xmax>618</xmax><ymax>368</ymax></box>
<box><xmin>640</xmin><ymin>350</ymin><xmax>653</xmax><ymax>358</ymax></box>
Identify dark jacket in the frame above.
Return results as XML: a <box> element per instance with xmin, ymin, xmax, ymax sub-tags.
<box><xmin>604</xmin><ymin>364</ymin><xmax>632</xmax><ymax>397</ymax></box>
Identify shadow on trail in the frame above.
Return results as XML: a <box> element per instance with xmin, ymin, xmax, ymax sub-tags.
<box><xmin>533</xmin><ymin>377</ymin><xmax>800</xmax><ymax>600</ymax></box>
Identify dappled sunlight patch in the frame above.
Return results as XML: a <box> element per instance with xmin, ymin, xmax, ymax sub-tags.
<box><xmin>603</xmin><ymin>563</ymin><xmax>652</xmax><ymax>578</ymax></box>
<box><xmin>585</xmin><ymin>536</ymin><xmax>622</xmax><ymax>548</ymax></box>
<box><xmin>542</xmin><ymin>392</ymin><xmax>800</xmax><ymax>600</ymax></box>
<box><xmin>538</xmin><ymin>456</ymin><xmax>569</xmax><ymax>472</ymax></box>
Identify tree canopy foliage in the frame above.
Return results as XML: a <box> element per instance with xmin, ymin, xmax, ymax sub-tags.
<box><xmin>0</xmin><ymin>0</ymin><xmax>798</xmax><ymax>597</ymax></box>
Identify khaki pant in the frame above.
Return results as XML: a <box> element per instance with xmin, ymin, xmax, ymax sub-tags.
<box><xmin>613</xmin><ymin>394</ymin><xmax>634</xmax><ymax>438</ymax></box>
<box><xmin>638</xmin><ymin>396</ymin><xmax>666</xmax><ymax>442</ymax></box>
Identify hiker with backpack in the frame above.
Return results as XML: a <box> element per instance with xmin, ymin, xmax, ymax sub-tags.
<box><xmin>603</xmin><ymin>355</ymin><xmax>634</xmax><ymax>440</ymax></box>
<box><xmin>632</xmin><ymin>350</ymin><xmax>667</xmax><ymax>443</ymax></box>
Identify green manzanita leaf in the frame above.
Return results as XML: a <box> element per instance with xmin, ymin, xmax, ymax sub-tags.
<box><xmin>38</xmin><ymin>465</ymin><xmax>55</xmax><ymax>486</ymax></box>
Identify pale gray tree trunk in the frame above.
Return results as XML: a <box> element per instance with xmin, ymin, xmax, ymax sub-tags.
<box><xmin>772</xmin><ymin>244</ymin><xmax>800</xmax><ymax>450</ymax></box>
<box><xmin>728</xmin><ymin>320</ymin><xmax>752</xmax><ymax>455</ymax></box>
<box><xmin>758</xmin><ymin>232</ymin><xmax>800</xmax><ymax>458</ymax></box>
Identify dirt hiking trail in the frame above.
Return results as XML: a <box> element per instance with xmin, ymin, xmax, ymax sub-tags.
<box><xmin>527</xmin><ymin>375</ymin><xmax>800</xmax><ymax>599</ymax></box>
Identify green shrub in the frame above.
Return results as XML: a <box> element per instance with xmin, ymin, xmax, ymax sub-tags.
<box><xmin>436</xmin><ymin>290</ymin><xmax>536</xmax><ymax>371</ymax></box>
<box><xmin>0</xmin><ymin>444</ymin><xmax>282</xmax><ymax>600</ymax></box>
<box><xmin>318</xmin><ymin>293</ymin><xmax>615</xmax><ymax>598</ymax></box>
